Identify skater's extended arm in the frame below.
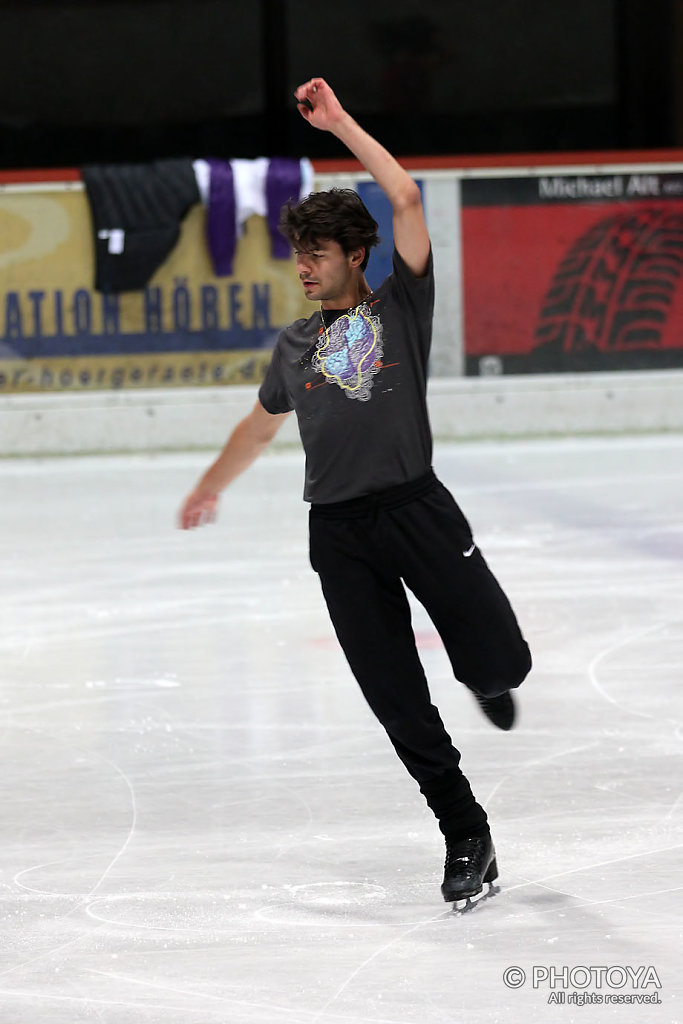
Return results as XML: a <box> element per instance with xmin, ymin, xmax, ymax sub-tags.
<box><xmin>294</xmin><ymin>78</ymin><xmax>430</xmax><ymax>277</ymax></box>
<box><xmin>178</xmin><ymin>401</ymin><xmax>291</xmax><ymax>529</ymax></box>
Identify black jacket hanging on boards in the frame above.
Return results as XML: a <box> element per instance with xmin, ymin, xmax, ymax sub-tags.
<box><xmin>81</xmin><ymin>159</ymin><xmax>200</xmax><ymax>293</ymax></box>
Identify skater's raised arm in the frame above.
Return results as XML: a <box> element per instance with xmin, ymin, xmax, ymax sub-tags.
<box><xmin>294</xmin><ymin>77</ymin><xmax>430</xmax><ymax>277</ymax></box>
<box><xmin>178</xmin><ymin>401</ymin><xmax>291</xmax><ymax>529</ymax></box>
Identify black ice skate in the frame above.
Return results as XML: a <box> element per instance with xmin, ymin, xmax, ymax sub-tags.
<box><xmin>473</xmin><ymin>690</ymin><xmax>516</xmax><ymax>730</ymax></box>
<box><xmin>441</xmin><ymin>833</ymin><xmax>498</xmax><ymax>904</ymax></box>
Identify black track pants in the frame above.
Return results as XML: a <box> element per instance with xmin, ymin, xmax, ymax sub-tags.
<box><xmin>309</xmin><ymin>469</ymin><xmax>532</xmax><ymax>841</ymax></box>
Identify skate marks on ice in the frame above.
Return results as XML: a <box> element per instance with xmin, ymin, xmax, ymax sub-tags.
<box><xmin>478</xmin><ymin>731</ymin><xmax>683</xmax><ymax>921</ymax></box>
<box><xmin>587</xmin><ymin>616</ymin><xmax>683</xmax><ymax>724</ymax></box>
<box><xmin>1</xmin><ymin>731</ymin><xmax>139</xmax><ymax>989</ymax></box>
<box><xmin>1</xmin><ymin>441</ymin><xmax>682</xmax><ymax>1023</ymax></box>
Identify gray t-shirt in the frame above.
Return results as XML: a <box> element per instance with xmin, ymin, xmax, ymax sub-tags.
<box><xmin>258</xmin><ymin>247</ymin><xmax>434</xmax><ymax>504</ymax></box>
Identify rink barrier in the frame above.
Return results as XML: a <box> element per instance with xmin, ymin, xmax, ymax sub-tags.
<box><xmin>1</xmin><ymin>369</ymin><xmax>681</xmax><ymax>456</ymax></box>
<box><xmin>4</xmin><ymin>153</ymin><xmax>683</xmax><ymax>392</ymax></box>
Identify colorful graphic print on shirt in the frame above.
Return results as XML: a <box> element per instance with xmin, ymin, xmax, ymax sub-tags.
<box><xmin>312</xmin><ymin>303</ymin><xmax>384</xmax><ymax>402</ymax></box>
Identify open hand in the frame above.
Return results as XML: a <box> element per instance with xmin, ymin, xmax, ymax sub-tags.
<box><xmin>178</xmin><ymin>490</ymin><xmax>218</xmax><ymax>530</ymax></box>
<box><xmin>294</xmin><ymin>78</ymin><xmax>347</xmax><ymax>131</ymax></box>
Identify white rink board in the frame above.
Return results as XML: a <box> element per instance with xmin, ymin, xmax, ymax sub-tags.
<box><xmin>1</xmin><ymin>370</ymin><xmax>683</xmax><ymax>456</ymax></box>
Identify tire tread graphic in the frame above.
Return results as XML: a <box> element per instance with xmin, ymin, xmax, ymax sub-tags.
<box><xmin>534</xmin><ymin>208</ymin><xmax>683</xmax><ymax>355</ymax></box>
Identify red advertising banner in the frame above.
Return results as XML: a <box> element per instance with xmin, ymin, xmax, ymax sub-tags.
<box><xmin>461</xmin><ymin>172</ymin><xmax>683</xmax><ymax>374</ymax></box>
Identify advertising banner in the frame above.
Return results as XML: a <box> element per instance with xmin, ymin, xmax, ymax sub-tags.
<box><xmin>461</xmin><ymin>172</ymin><xmax>683</xmax><ymax>374</ymax></box>
<box><xmin>0</xmin><ymin>189</ymin><xmax>310</xmax><ymax>393</ymax></box>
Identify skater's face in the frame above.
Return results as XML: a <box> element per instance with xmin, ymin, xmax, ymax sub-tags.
<box><xmin>295</xmin><ymin>238</ymin><xmax>366</xmax><ymax>307</ymax></box>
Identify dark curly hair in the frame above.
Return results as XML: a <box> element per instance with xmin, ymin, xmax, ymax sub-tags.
<box><xmin>279</xmin><ymin>188</ymin><xmax>380</xmax><ymax>271</ymax></box>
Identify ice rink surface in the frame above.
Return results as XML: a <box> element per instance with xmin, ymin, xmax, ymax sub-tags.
<box><xmin>1</xmin><ymin>434</ymin><xmax>682</xmax><ymax>1024</ymax></box>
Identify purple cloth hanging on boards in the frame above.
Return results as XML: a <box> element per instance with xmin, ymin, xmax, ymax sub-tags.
<box><xmin>266</xmin><ymin>158</ymin><xmax>303</xmax><ymax>260</ymax></box>
<box><xmin>207</xmin><ymin>158</ymin><xmax>236</xmax><ymax>276</ymax></box>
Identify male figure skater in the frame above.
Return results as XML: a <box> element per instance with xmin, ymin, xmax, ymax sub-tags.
<box><xmin>179</xmin><ymin>78</ymin><xmax>531</xmax><ymax>903</ymax></box>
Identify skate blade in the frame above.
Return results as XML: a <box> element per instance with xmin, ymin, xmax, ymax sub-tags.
<box><xmin>451</xmin><ymin>882</ymin><xmax>500</xmax><ymax>915</ymax></box>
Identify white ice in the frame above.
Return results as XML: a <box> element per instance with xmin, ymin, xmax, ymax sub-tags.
<box><xmin>1</xmin><ymin>434</ymin><xmax>682</xmax><ymax>1024</ymax></box>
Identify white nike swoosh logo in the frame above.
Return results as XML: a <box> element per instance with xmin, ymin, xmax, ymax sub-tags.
<box><xmin>463</xmin><ymin>543</ymin><xmax>476</xmax><ymax>558</ymax></box>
